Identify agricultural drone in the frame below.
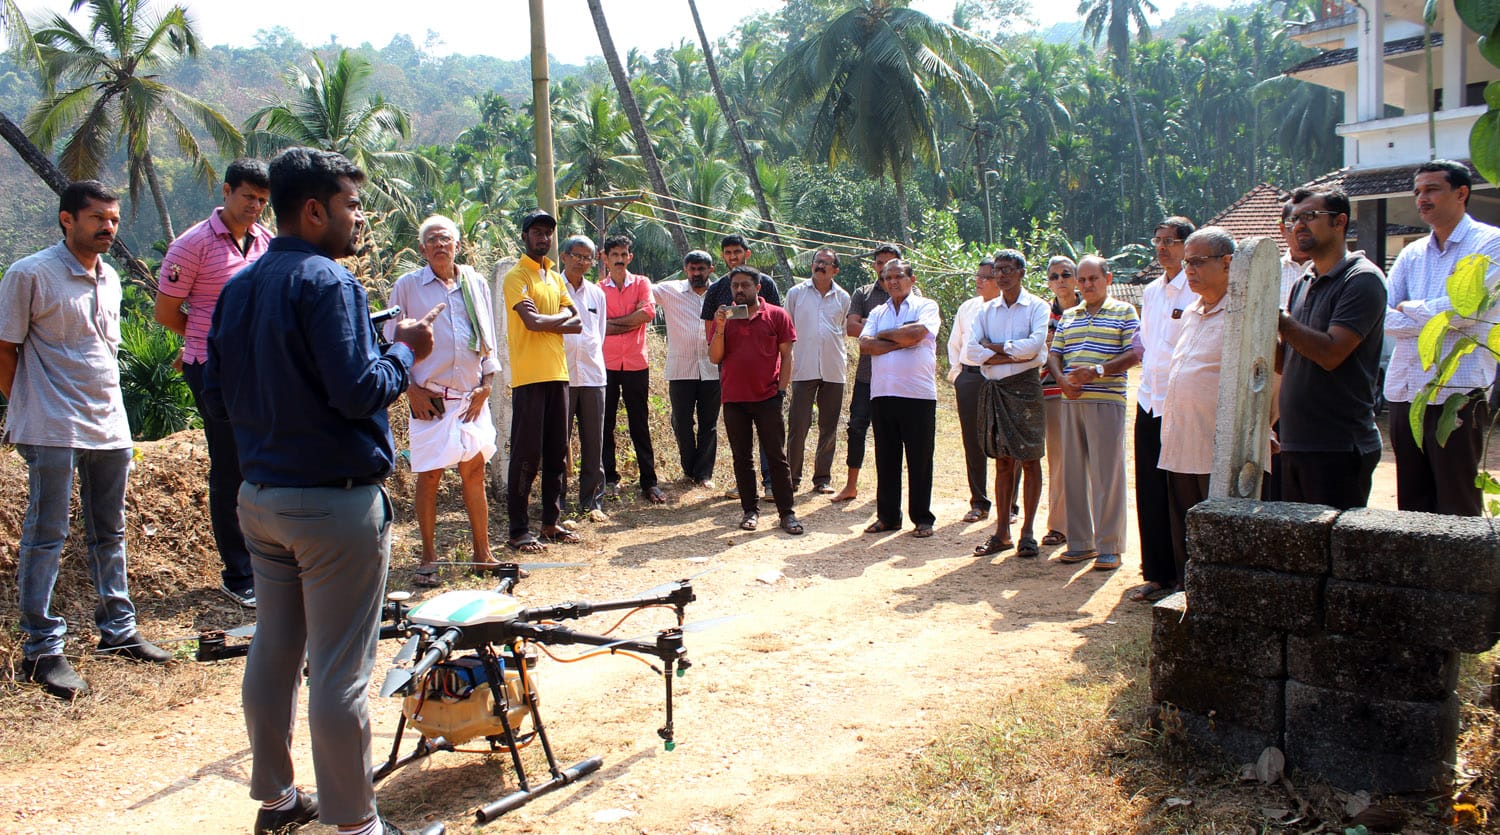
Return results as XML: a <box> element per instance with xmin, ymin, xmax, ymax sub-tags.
<box><xmin>183</xmin><ymin>562</ymin><xmax>704</xmax><ymax>824</ymax></box>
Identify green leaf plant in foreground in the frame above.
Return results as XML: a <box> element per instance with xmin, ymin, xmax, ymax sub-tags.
<box><xmin>1417</xmin><ymin>310</ymin><xmax>1454</xmax><ymax>370</ymax></box>
<box><xmin>1448</xmin><ymin>253</ymin><xmax>1492</xmax><ymax>316</ymax></box>
<box><xmin>1410</xmin><ymin>337</ymin><xmax>1480</xmax><ymax>450</ymax></box>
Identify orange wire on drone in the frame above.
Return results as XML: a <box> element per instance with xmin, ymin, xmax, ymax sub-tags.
<box><xmin>532</xmin><ymin>642</ymin><xmax>659</xmax><ymax>669</ymax></box>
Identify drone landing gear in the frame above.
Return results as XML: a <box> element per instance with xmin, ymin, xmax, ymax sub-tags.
<box><xmin>374</xmin><ymin>642</ymin><xmax>608</xmax><ymax>823</ymax></box>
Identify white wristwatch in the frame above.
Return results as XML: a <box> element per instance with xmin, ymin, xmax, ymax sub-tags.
<box><xmin>1093</xmin><ymin>364</ymin><xmax>1105</xmax><ymax>378</ymax></box>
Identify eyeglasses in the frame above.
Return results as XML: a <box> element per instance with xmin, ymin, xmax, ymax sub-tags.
<box><xmin>1149</xmin><ymin>237</ymin><xmax>1184</xmax><ymax>247</ymax></box>
<box><xmin>994</xmin><ymin>265</ymin><xmax>1023</xmax><ymax>276</ymax></box>
<box><xmin>564</xmin><ymin>251</ymin><xmax>595</xmax><ymax>259</ymax></box>
<box><xmin>1289</xmin><ymin>210</ymin><xmax>1341</xmax><ymax>225</ymax></box>
<box><xmin>1047</xmin><ymin>271</ymin><xmax>1074</xmax><ymax>280</ymax></box>
<box><xmin>1183</xmin><ymin>254</ymin><xmax>1229</xmax><ymax>268</ymax></box>
<box><xmin>423</xmin><ymin>234</ymin><xmax>456</xmax><ymax>246</ymax></box>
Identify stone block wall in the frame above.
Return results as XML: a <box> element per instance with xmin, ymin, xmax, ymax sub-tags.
<box><xmin>1149</xmin><ymin>498</ymin><xmax>1497</xmax><ymax>792</ymax></box>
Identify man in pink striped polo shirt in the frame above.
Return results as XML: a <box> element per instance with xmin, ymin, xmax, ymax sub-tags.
<box><xmin>153</xmin><ymin>158</ymin><xmax>272</xmax><ymax>608</ymax></box>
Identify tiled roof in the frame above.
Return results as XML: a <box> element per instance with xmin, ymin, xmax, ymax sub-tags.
<box><xmin>1285</xmin><ymin>34</ymin><xmax>1439</xmax><ymax>75</ymax></box>
<box><xmin>1131</xmin><ymin>183</ymin><xmax>1291</xmax><ymax>283</ymax></box>
<box><xmin>1295</xmin><ymin>162</ymin><xmax>1488</xmax><ymax>199</ymax></box>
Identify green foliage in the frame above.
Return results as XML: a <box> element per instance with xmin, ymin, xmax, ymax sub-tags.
<box><xmin>117</xmin><ymin>313</ymin><xmax>198</xmax><ymax>441</ymax></box>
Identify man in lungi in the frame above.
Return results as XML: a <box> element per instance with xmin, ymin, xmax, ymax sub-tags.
<box><xmin>966</xmin><ymin>249</ymin><xmax>1051</xmax><ymax>558</ymax></box>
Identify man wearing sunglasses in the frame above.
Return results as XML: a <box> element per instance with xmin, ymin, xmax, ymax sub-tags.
<box><xmin>1133</xmin><ymin>217</ymin><xmax>1196</xmax><ymax>603</ymax></box>
<box><xmin>1278</xmin><ymin>186</ymin><xmax>1387</xmax><ymax>509</ymax></box>
<box><xmin>1040</xmin><ymin>256</ymin><xmax>1080</xmax><ymax>547</ymax></box>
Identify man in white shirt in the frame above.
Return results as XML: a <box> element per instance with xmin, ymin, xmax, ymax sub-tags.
<box><xmin>656</xmin><ymin>250</ymin><xmax>721</xmax><ymax>488</ymax></box>
<box><xmin>859</xmin><ymin>259</ymin><xmax>942</xmax><ymax>537</ymax></box>
<box><xmin>1384</xmin><ymin>159</ymin><xmax>1500</xmax><ymax>516</ymax></box>
<box><xmin>947</xmin><ymin>257</ymin><xmax>1000</xmax><ymax>523</ymax></box>
<box><xmin>966</xmin><ymin>249</ymin><xmax>1050</xmax><ymax>559</ymax></box>
<box><xmin>1134</xmin><ymin>217</ymin><xmax>1197</xmax><ymax>597</ymax></box>
<box><xmin>784</xmin><ymin>247</ymin><xmax>851</xmax><ymax>494</ymax></box>
<box><xmin>561</xmin><ymin>235</ymin><xmax>609</xmax><ymax>520</ymax></box>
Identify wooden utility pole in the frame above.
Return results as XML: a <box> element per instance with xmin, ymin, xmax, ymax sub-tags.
<box><xmin>1209</xmin><ymin>236</ymin><xmax>1280</xmax><ymax>499</ymax></box>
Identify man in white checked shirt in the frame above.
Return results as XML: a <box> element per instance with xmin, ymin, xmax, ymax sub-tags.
<box><xmin>656</xmin><ymin>250</ymin><xmax>722</xmax><ymax>488</ymax></box>
<box><xmin>784</xmin><ymin>247</ymin><xmax>851</xmax><ymax>494</ymax></box>
<box><xmin>947</xmin><ymin>257</ymin><xmax>1000</xmax><ymax>523</ymax></box>
<box><xmin>1383</xmin><ymin>160</ymin><xmax>1500</xmax><ymax>515</ymax></box>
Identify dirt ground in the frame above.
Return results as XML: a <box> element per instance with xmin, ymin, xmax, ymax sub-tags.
<box><xmin>0</xmin><ymin>380</ymin><xmax>1444</xmax><ymax>834</ymax></box>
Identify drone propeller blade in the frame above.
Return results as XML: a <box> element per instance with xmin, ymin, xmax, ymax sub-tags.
<box><xmin>634</xmin><ymin>567</ymin><xmax>718</xmax><ymax>600</ymax></box>
<box><xmin>393</xmin><ymin>634</ymin><xmax>421</xmax><ymax>665</ymax></box>
<box><xmin>434</xmin><ymin>560</ymin><xmax>585</xmax><ymax>570</ymax></box>
<box><xmin>596</xmin><ymin>614</ymin><xmax>743</xmax><ymax>653</ymax></box>
<box><xmin>379</xmin><ymin>667</ymin><xmax>413</xmax><ymax>699</ymax></box>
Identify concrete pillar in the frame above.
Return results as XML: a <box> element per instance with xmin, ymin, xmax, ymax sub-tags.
<box><xmin>1354</xmin><ymin>199</ymin><xmax>1388</xmax><ymax>268</ymax></box>
<box><xmin>1210</xmin><ymin>237</ymin><xmax>1280</xmax><ymax>500</ymax></box>
<box><xmin>1357</xmin><ymin>0</ymin><xmax>1386</xmax><ymax>122</ymax></box>
<box><xmin>1442</xmin><ymin>1</ymin><xmax>1466</xmax><ymax>110</ymax></box>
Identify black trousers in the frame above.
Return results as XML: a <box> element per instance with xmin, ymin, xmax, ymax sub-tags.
<box><xmin>872</xmin><ymin>396</ymin><xmax>936</xmax><ymax>527</ymax></box>
<box><xmin>182</xmin><ymin>361</ymin><xmax>253</xmax><ymax>588</ymax></box>
<box><xmin>603</xmin><ymin>368</ymin><xmax>658</xmax><ymax>490</ymax></box>
<box><xmin>953</xmin><ymin>366</ymin><xmax>991</xmax><ymax>511</ymax></box>
<box><xmin>668</xmin><ymin>379</ymin><xmax>721</xmax><ymax>483</ymax></box>
<box><xmin>1165</xmin><ymin>470</ymin><xmax>1211</xmax><ymax>588</ymax></box>
<box><xmin>722</xmin><ymin>395</ymin><xmax>795</xmax><ymax>517</ymax></box>
<box><xmin>1390</xmin><ymin>396</ymin><xmax>1488</xmax><ymax>516</ymax></box>
<box><xmin>508</xmin><ymin>381</ymin><xmax>567</xmax><ymax>539</ymax></box>
<box><xmin>1281</xmin><ymin>448</ymin><xmax>1381</xmax><ymax>510</ymax></box>
<box><xmin>1134</xmin><ymin>405</ymin><xmax>1175</xmax><ymax>586</ymax></box>
<box><xmin>845</xmin><ymin>380</ymin><xmax>873</xmax><ymax>469</ymax></box>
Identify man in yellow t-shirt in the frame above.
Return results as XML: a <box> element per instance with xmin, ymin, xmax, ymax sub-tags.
<box><xmin>502</xmin><ymin>209</ymin><xmax>581</xmax><ymax>553</ymax></box>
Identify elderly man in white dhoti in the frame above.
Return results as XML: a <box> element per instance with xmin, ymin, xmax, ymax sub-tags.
<box><xmin>386</xmin><ymin>215</ymin><xmax>501</xmax><ymax>586</ymax></box>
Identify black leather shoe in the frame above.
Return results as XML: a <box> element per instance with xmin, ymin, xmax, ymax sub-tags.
<box><xmin>21</xmin><ymin>654</ymin><xmax>90</xmax><ymax>700</ymax></box>
<box><xmin>97</xmin><ymin>631</ymin><xmax>173</xmax><ymax>663</ymax></box>
<box><xmin>254</xmin><ymin>789</ymin><xmax>318</xmax><ymax>834</ymax></box>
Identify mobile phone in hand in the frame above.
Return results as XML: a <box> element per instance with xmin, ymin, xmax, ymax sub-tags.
<box><xmin>727</xmin><ymin>304</ymin><xmax>749</xmax><ymax>320</ymax></box>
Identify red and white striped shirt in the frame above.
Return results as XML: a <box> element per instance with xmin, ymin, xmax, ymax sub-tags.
<box><xmin>158</xmin><ymin>207</ymin><xmax>271</xmax><ymax>364</ymax></box>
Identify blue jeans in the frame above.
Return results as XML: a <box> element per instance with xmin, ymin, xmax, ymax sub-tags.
<box><xmin>17</xmin><ymin>444</ymin><xmax>137</xmax><ymax>659</ymax></box>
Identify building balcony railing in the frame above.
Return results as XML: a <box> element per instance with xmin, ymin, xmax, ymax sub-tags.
<box><xmin>1336</xmin><ymin>105</ymin><xmax>1485</xmax><ymax>170</ymax></box>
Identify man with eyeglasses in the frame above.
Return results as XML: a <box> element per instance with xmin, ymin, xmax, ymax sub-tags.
<box><xmin>1383</xmin><ymin>160</ymin><xmax>1500</xmax><ymax>516</ymax></box>
<box><xmin>560</xmin><ymin>235</ymin><xmax>610</xmax><ymax>521</ymax></box>
<box><xmin>832</xmin><ymin>243</ymin><xmax>904</xmax><ymax>502</ymax></box>
<box><xmin>0</xmin><ymin>180</ymin><xmax>172</xmax><ymax>700</ymax></box>
<box><xmin>1047</xmin><ymin>255</ymin><xmax>1140</xmax><ymax>571</ymax></box>
<box><xmin>1040</xmin><ymin>256</ymin><xmax>1080</xmax><ymax>548</ymax></box>
<box><xmin>1278</xmin><ymin>186</ymin><xmax>1387</xmax><ymax>509</ymax></box>
<box><xmin>385</xmin><ymin>215</ymin><xmax>502</xmax><ymax>587</ymax></box>
<box><xmin>946</xmin><ymin>257</ymin><xmax>1001</xmax><ymax>523</ymax></box>
<box><xmin>785</xmin><ymin>247</ymin><xmax>852</xmax><ymax>494</ymax></box>
<box><xmin>1132</xmin><ymin>217</ymin><xmax>1196</xmax><ymax>602</ymax></box>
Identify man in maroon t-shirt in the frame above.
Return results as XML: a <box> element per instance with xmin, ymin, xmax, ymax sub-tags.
<box><xmin>709</xmin><ymin>267</ymin><xmax>803</xmax><ymax>535</ymax></box>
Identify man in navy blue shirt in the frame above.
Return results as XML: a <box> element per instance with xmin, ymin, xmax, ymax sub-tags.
<box><xmin>204</xmin><ymin>148</ymin><xmax>442</xmax><ymax>835</ymax></box>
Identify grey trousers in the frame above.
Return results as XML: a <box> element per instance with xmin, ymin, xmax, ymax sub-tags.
<box><xmin>568</xmin><ymin>385</ymin><xmax>606</xmax><ymax>512</ymax></box>
<box><xmin>1043</xmin><ymin>397</ymin><xmax>1066</xmax><ymax>534</ymax></box>
<box><xmin>1059</xmin><ymin>400</ymin><xmax>1128</xmax><ymax>556</ymax></box>
<box><xmin>952</xmin><ymin>367</ymin><xmax>991</xmax><ymax>511</ymax></box>
<box><xmin>238</xmin><ymin>482</ymin><xmax>391</xmax><ymax>826</ymax></box>
<box><xmin>787</xmin><ymin>379</ymin><xmax>843</xmax><ymax>488</ymax></box>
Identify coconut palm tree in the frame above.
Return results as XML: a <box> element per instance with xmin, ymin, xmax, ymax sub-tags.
<box><xmin>584</xmin><ymin>0</ymin><xmax>691</xmax><ymax>256</ymax></box>
<box><xmin>25</xmin><ymin>0</ymin><xmax>243</xmax><ymax>240</ymax></box>
<box><xmin>1078</xmin><ymin>0</ymin><xmax>1165</xmax><ymax>216</ymax></box>
<box><xmin>767</xmin><ymin>0</ymin><xmax>1001</xmax><ymax>246</ymax></box>
<box><xmin>242</xmin><ymin>49</ymin><xmax>435</xmax><ymax>215</ymax></box>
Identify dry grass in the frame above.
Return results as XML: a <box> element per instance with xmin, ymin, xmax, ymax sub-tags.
<box><xmin>880</xmin><ymin>633</ymin><xmax>1500</xmax><ymax>835</ymax></box>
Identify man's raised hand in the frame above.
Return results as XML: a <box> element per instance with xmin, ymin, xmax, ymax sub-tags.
<box><xmin>394</xmin><ymin>302</ymin><xmax>445</xmax><ymax>361</ymax></box>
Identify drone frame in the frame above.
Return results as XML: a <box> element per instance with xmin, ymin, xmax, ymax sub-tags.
<box><xmin>372</xmin><ymin>564</ymin><xmax>697</xmax><ymax>823</ymax></box>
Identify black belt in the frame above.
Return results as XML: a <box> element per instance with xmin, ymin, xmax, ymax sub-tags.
<box><xmin>961</xmin><ymin>365</ymin><xmax>982</xmax><ymax>374</ymax></box>
<box><xmin>253</xmin><ymin>476</ymin><xmax>386</xmax><ymax>489</ymax></box>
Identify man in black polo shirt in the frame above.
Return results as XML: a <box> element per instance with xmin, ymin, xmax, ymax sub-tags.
<box><xmin>699</xmin><ymin>233</ymin><xmax>779</xmax><ymax>335</ymax></box>
<box><xmin>1277</xmin><ymin>185</ymin><xmax>1387</xmax><ymax>509</ymax></box>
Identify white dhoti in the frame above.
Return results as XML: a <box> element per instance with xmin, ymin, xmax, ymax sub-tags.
<box><xmin>407</xmin><ymin>395</ymin><xmax>497</xmax><ymax>472</ymax></box>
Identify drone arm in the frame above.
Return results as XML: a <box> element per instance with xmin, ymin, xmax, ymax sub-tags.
<box><xmin>517</xmin><ymin>582</ymin><xmax>697</xmax><ymax>624</ymax></box>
